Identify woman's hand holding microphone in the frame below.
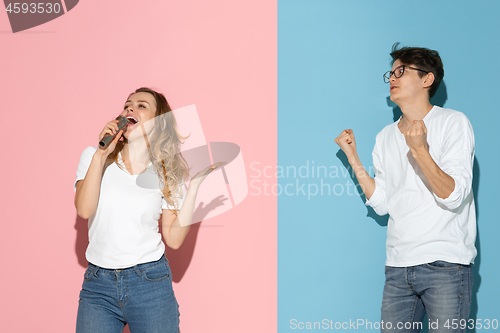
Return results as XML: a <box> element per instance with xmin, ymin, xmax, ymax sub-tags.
<box><xmin>97</xmin><ymin>113</ymin><xmax>128</xmax><ymax>156</ymax></box>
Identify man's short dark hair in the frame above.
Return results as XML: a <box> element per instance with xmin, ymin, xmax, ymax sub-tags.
<box><xmin>390</xmin><ymin>43</ymin><xmax>444</xmax><ymax>98</ymax></box>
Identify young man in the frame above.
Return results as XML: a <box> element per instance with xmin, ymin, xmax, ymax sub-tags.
<box><xmin>335</xmin><ymin>45</ymin><xmax>476</xmax><ymax>332</ymax></box>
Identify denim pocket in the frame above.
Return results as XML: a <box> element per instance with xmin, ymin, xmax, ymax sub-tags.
<box><xmin>142</xmin><ymin>262</ymin><xmax>171</xmax><ymax>282</ymax></box>
<box><xmin>425</xmin><ymin>260</ymin><xmax>462</xmax><ymax>270</ymax></box>
<box><xmin>83</xmin><ymin>268</ymin><xmax>94</xmax><ymax>281</ymax></box>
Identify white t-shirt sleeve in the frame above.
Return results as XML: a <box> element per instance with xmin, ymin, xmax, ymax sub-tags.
<box><xmin>433</xmin><ymin>113</ymin><xmax>475</xmax><ymax>210</ymax></box>
<box><xmin>74</xmin><ymin>146</ymin><xmax>98</xmax><ymax>191</ymax></box>
<box><xmin>161</xmin><ymin>183</ymin><xmax>186</xmax><ymax>210</ymax></box>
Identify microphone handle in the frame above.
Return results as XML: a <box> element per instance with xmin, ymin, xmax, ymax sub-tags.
<box><xmin>98</xmin><ymin>115</ymin><xmax>128</xmax><ymax>149</ymax></box>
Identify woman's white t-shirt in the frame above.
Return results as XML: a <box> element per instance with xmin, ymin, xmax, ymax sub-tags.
<box><xmin>74</xmin><ymin>146</ymin><xmax>184</xmax><ymax>269</ymax></box>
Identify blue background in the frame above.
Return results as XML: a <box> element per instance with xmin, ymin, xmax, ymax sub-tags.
<box><xmin>278</xmin><ymin>1</ymin><xmax>500</xmax><ymax>331</ymax></box>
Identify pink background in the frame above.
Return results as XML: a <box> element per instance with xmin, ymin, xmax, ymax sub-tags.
<box><xmin>0</xmin><ymin>1</ymin><xmax>276</xmax><ymax>332</ymax></box>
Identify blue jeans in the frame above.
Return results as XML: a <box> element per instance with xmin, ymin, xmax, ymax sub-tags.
<box><xmin>382</xmin><ymin>261</ymin><xmax>473</xmax><ymax>333</ymax></box>
<box><xmin>76</xmin><ymin>254</ymin><xmax>179</xmax><ymax>333</ymax></box>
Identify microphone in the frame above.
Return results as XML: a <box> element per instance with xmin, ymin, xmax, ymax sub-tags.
<box><xmin>98</xmin><ymin>115</ymin><xmax>128</xmax><ymax>149</ymax></box>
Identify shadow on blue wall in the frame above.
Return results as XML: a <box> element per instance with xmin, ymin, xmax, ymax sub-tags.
<box><xmin>470</xmin><ymin>157</ymin><xmax>481</xmax><ymax>333</ymax></box>
<box><xmin>336</xmin><ymin>79</ymin><xmax>481</xmax><ymax>332</ymax></box>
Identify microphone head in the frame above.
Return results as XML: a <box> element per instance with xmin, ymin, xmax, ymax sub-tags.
<box><xmin>116</xmin><ymin>115</ymin><xmax>128</xmax><ymax>129</ymax></box>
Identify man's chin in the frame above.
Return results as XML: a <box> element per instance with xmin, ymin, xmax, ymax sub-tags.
<box><xmin>389</xmin><ymin>94</ymin><xmax>399</xmax><ymax>104</ymax></box>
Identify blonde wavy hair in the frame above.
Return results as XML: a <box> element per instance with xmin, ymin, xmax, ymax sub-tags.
<box><xmin>107</xmin><ymin>87</ymin><xmax>189</xmax><ymax>212</ymax></box>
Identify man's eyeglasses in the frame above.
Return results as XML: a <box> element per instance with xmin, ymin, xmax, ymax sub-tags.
<box><xmin>383</xmin><ymin>65</ymin><xmax>430</xmax><ymax>83</ymax></box>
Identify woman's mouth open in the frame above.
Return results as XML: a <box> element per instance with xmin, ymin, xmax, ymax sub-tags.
<box><xmin>126</xmin><ymin>116</ymin><xmax>139</xmax><ymax>126</ymax></box>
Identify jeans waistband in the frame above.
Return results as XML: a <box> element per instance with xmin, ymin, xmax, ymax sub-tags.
<box><xmin>87</xmin><ymin>254</ymin><xmax>167</xmax><ymax>277</ymax></box>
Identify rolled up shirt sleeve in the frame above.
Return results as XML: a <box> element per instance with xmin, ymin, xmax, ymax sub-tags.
<box><xmin>433</xmin><ymin>113</ymin><xmax>475</xmax><ymax>210</ymax></box>
<box><xmin>365</xmin><ymin>141</ymin><xmax>388</xmax><ymax>216</ymax></box>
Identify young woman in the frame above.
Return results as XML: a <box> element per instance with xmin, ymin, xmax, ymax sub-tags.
<box><xmin>74</xmin><ymin>87</ymin><xmax>222</xmax><ymax>333</ymax></box>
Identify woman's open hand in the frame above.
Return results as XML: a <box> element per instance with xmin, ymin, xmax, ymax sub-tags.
<box><xmin>189</xmin><ymin>162</ymin><xmax>227</xmax><ymax>189</ymax></box>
